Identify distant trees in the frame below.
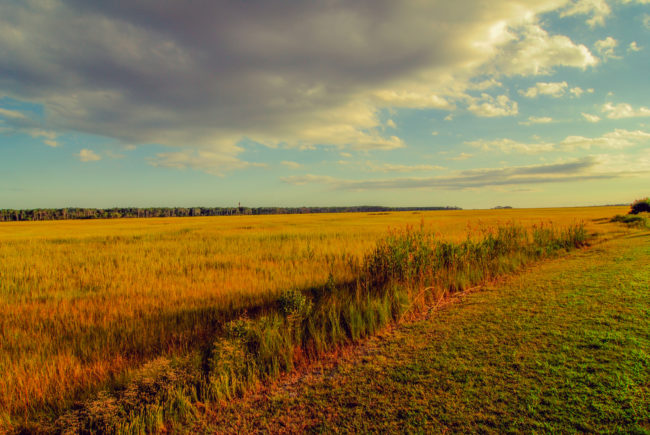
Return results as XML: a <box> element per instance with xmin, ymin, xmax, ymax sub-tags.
<box><xmin>0</xmin><ymin>206</ymin><xmax>462</xmax><ymax>222</ymax></box>
<box><xmin>629</xmin><ymin>198</ymin><xmax>650</xmax><ymax>215</ymax></box>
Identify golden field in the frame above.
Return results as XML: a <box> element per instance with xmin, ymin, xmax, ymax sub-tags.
<box><xmin>0</xmin><ymin>206</ymin><xmax>627</xmax><ymax>424</ymax></box>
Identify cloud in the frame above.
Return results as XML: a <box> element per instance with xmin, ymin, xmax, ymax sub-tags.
<box><xmin>148</xmin><ymin>150</ymin><xmax>265</xmax><ymax>176</ymax></box>
<box><xmin>467</xmin><ymin>138</ymin><xmax>555</xmax><ymax>154</ymax></box>
<box><xmin>0</xmin><ymin>0</ymin><xmax>600</xmax><ymax>169</ymax></box>
<box><xmin>519</xmin><ymin>81</ymin><xmax>568</xmax><ymax>98</ymax></box>
<box><xmin>560</xmin><ymin>0</ymin><xmax>611</xmax><ymax>27</ymax></box>
<box><xmin>365</xmin><ymin>162</ymin><xmax>446</xmax><ymax>172</ymax></box>
<box><xmin>0</xmin><ymin>108</ymin><xmax>27</xmax><ymax>120</ymax></box>
<box><xmin>449</xmin><ymin>152</ymin><xmax>474</xmax><ymax>161</ymax></box>
<box><xmin>0</xmin><ymin>107</ymin><xmax>60</xmax><ymax>146</ymax></box>
<box><xmin>488</xmin><ymin>23</ymin><xmax>597</xmax><ymax>76</ymax></box>
<box><xmin>468</xmin><ymin>94</ymin><xmax>518</xmax><ymax>117</ymax></box>
<box><xmin>582</xmin><ymin>112</ymin><xmax>601</xmax><ymax>122</ymax></box>
<box><xmin>373</xmin><ymin>91</ymin><xmax>453</xmax><ymax>110</ymax></box>
<box><xmin>519</xmin><ymin>81</ymin><xmax>587</xmax><ymax>99</ymax></box>
<box><xmin>594</xmin><ymin>37</ymin><xmax>620</xmax><ymax>60</ymax></box>
<box><xmin>602</xmin><ymin>102</ymin><xmax>650</xmax><ymax>118</ymax></box>
<box><xmin>468</xmin><ymin>128</ymin><xmax>650</xmax><ymax>153</ymax></box>
<box><xmin>281</xmin><ymin>160</ymin><xmax>302</xmax><ymax>169</ymax></box>
<box><xmin>569</xmin><ymin>87</ymin><xmax>585</xmax><ymax>97</ymax></box>
<box><xmin>282</xmin><ymin>157</ymin><xmax>624</xmax><ymax>191</ymax></box>
<box><xmin>76</xmin><ymin>149</ymin><xmax>101</xmax><ymax>162</ymax></box>
<box><xmin>561</xmin><ymin>129</ymin><xmax>650</xmax><ymax>149</ymax></box>
<box><xmin>628</xmin><ymin>41</ymin><xmax>642</xmax><ymax>52</ymax></box>
<box><xmin>385</xmin><ymin>119</ymin><xmax>397</xmax><ymax>129</ymax></box>
<box><xmin>519</xmin><ymin>116</ymin><xmax>553</xmax><ymax>125</ymax></box>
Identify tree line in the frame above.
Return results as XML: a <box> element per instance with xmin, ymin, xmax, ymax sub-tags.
<box><xmin>0</xmin><ymin>206</ymin><xmax>461</xmax><ymax>222</ymax></box>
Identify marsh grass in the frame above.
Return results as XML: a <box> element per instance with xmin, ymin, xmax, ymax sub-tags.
<box><xmin>53</xmin><ymin>221</ymin><xmax>589</xmax><ymax>434</ymax></box>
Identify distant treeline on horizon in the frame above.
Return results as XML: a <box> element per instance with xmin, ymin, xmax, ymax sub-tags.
<box><xmin>0</xmin><ymin>206</ymin><xmax>462</xmax><ymax>222</ymax></box>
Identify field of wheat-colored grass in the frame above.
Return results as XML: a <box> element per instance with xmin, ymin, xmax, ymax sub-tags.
<box><xmin>0</xmin><ymin>207</ymin><xmax>627</xmax><ymax>425</ymax></box>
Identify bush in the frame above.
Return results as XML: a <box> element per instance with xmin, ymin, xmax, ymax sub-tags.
<box><xmin>630</xmin><ymin>198</ymin><xmax>650</xmax><ymax>215</ymax></box>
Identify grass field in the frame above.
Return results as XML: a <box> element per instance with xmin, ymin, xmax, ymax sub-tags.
<box><xmin>0</xmin><ymin>206</ymin><xmax>629</xmax><ymax>429</ymax></box>
<box><xmin>201</xmin><ymin>228</ymin><xmax>650</xmax><ymax>433</ymax></box>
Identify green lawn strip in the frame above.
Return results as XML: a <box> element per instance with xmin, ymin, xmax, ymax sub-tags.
<box><xmin>198</xmin><ymin>233</ymin><xmax>650</xmax><ymax>434</ymax></box>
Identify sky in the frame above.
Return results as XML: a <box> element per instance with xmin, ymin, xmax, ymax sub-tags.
<box><xmin>0</xmin><ymin>0</ymin><xmax>649</xmax><ymax>210</ymax></box>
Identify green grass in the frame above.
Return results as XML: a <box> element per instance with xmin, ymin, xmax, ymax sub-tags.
<box><xmin>199</xmin><ymin>231</ymin><xmax>650</xmax><ymax>433</ymax></box>
<box><xmin>45</xmin><ymin>222</ymin><xmax>591</xmax><ymax>433</ymax></box>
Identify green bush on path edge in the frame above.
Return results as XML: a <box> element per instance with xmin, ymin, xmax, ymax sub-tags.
<box><xmin>36</xmin><ymin>222</ymin><xmax>589</xmax><ymax>434</ymax></box>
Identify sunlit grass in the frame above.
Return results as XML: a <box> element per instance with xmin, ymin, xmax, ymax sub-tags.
<box><xmin>0</xmin><ymin>207</ymin><xmax>627</xmax><ymax>427</ymax></box>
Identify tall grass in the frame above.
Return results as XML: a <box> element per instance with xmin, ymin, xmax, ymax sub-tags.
<box><xmin>53</xmin><ymin>221</ymin><xmax>590</xmax><ymax>433</ymax></box>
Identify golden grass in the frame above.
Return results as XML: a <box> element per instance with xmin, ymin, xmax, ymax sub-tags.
<box><xmin>0</xmin><ymin>206</ymin><xmax>627</xmax><ymax>423</ymax></box>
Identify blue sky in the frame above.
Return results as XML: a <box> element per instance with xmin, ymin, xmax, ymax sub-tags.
<box><xmin>0</xmin><ymin>0</ymin><xmax>648</xmax><ymax>209</ymax></box>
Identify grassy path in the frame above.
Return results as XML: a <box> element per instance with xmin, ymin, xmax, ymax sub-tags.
<box><xmin>197</xmin><ymin>231</ymin><xmax>650</xmax><ymax>433</ymax></box>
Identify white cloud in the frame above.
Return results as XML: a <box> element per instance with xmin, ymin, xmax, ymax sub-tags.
<box><xmin>519</xmin><ymin>81</ymin><xmax>568</xmax><ymax>98</ymax></box>
<box><xmin>449</xmin><ymin>152</ymin><xmax>474</xmax><ymax>161</ymax></box>
<box><xmin>489</xmin><ymin>23</ymin><xmax>598</xmax><ymax>76</ymax></box>
<box><xmin>595</xmin><ymin>37</ymin><xmax>620</xmax><ymax>60</ymax></box>
<box><xmin>373</xmin><ymin>91</ymin><xmax>452</xmax><ymax>110</ymax></box>
<box><xmin>561</xmin><ymin>129</ymin><xmax>650</xmax><ymax>149</ymax></box>
<box><xmin>467</xmin><ymin>138</ymin><xmax>554</xmax><ymax>154</ymax></box>
<box><xmin>644</xmin><ymin>14</ymin><xmax>650</xmax><ymax>29</ymax></box>
<box><xmin>76</xmin><ymin>149</ymin><xmax>101</xmax><ymax>162</ymax></box>
<box><xmin>281</xmin><ymin>160</ymin><xmax>302</xmax><ymax>169</ymax></box>
<box><xmin>519</xmin><ymin>116</ymin><xmax>553</xmax><ymax>125</ymax></box>
<box><xmin>560</xmin><ymin>0</ymin><xmax>611</xmax><ymax>27</ymax></box>
<box><xmin>148</xmin><ymin>150</ymin><xmax>265</xmax><ymax>176</ymax></box>
<box><xmin>628</xmin><ymin>42</ymin><xmax>642</xmax><ymax>52</ymax></box>
<box><xmin>365</xmin><ymin>162</ymin><xmax>446</xmax><ymax>172</ymax></box>
<box><xmin>431</xmin><ymin>131</ymin><xmax>439</xmax><ymax>136</ymax></box>
<box><xmin>386</xmin><ymin>119</ymin><xmax>397</xmax><ymax>129</ymax></box>
<box><xmin>570</xmin><ymin>87</ymin><xmax>584</xmax><ymax>97</ymax></box>
<box><xmin>582</xmin><ymin>112</ymin><xmax>601</xmax><ymax>122</ymax></box>
<box><xmin>468</xmin><ymin>94</ymin><xmax>518</xmax><ymax>117</ymax></box>
<box><xmin>468</xmin><ymin>128</ymin><xmax>650</xmax><ymax>153</ymax></box>
<box><xmin>602</xmin><ymin>102</ymin><xmax>650</xmax><ymax>118</ymax></box>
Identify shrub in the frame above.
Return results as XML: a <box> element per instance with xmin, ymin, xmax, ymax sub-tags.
<box><xmin>630</xmin><ymin>198</ymin><xmax>650</xmax><ymax>215</ymax></box>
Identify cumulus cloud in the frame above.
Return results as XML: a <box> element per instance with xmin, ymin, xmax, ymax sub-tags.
<box><xmin>76</xmin><ymin>149</ymin><xmax>101</xmax><ymax>162</ymax></box>
<box><xmin>582</xmin><ymin>112</ymin><xmax>601</xmax><ymax>122</ymax></box>
<box><xmin>468</xmin><ymin>94</ymin><xmax>518</xmax><ymax>117</ymax></box>
<box><xmin>560</xmin><ymin>0</ymin><xmax>611</xmax><ymax>27</ymax></box>
<box><xmin>519</xmin><ymin>82</ymin><xmax>568</xmax><ymax>98</ymax></box>
<box><xmin>0</xmin><ymin>0</ymin><xmax>601</xmax><ymax>170</ymax></box>
<box><xmin>282</xmin><ymin>157</ymin><xmax>622</xmax><ymax>191</ymax></box>
<box><xmin>488</xmin><ymin>23</ymin><xmax>597</xmax><ymax>76</ymax></box>
<box><xmin>595</xmin><ymin>37</ymin><xmax>620</xmax><ymax>60</ymax></box>
<box><xmin>628</xmin><ymin>41</ymin><xmax>642</xmax><ymax>52</ymax></box>
<box><xmin>602</xmin><ymin>102</ymin><xmax>650</xmax><ymax>118</ymax></box>
<box><xmin>468</xmin><ymin>128</ymin><xmax>650</xmax><ymax>153</ymax></box>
